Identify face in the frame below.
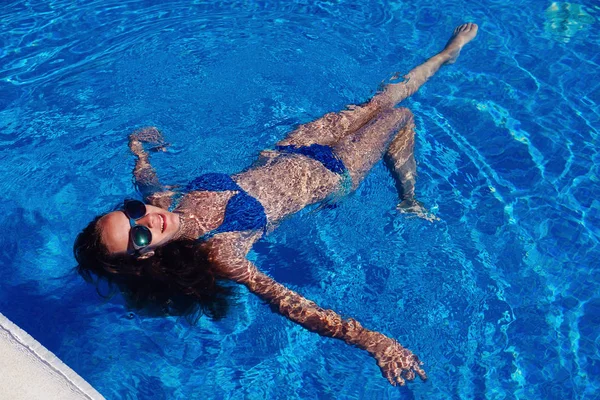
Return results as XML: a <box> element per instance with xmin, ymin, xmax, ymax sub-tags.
<box><xmin>98</xmin><ymin>204</ymin><xmax>181</xmax><ymax>256</ymax></box>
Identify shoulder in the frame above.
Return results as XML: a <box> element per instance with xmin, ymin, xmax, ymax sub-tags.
<box><xmin>203</xmin><ymin>231</ymin><xmax>262</xmax><ymax>278</ymax></box>
<box><xmin>145</xmin><ymin>190</ymin><xmax>176</xmax><ymax>209</ymax></box>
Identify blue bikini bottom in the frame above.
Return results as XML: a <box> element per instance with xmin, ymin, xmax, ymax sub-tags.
<box><xmin>275</xmin><ymin>144</ymin><xmax>347</xmax><ymax>175</ymax></box>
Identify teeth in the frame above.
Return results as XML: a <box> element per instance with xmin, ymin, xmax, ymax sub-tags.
<box><xmin>160</xmin><ymin>216</ymin><xmax>164</xmax><ymax>233</ymax></box>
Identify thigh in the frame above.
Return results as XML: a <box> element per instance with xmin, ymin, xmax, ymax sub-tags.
<box><xmin>276</xmin><ymin>99</ymin><xmax>385</xmax><ymax>147</ymax></box>
<box><xmin>386</xmin><ymin>116</ymin><xmax>416</xmax><ymax>169</ymax></box>
<box><xmin>333</xmin><ymin>107</ymin><xmax>413</xmax><ymax>189</ymax></box>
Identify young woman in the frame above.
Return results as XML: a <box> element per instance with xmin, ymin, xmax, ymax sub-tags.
<box><xmin>74</xmin><ymin>23</ymin><xmax>478</xmax><ymax>386</ymax></box>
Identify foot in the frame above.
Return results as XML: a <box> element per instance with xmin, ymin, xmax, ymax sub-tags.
<box><xmin>398</xmin><ymin>198</ymin><xmax>439</xmax><ymax>222</ymax></box>
<box><xmin>442</xmin><ymin>23</ymin><xmax>478</xmax><ymax>65</ymax></box>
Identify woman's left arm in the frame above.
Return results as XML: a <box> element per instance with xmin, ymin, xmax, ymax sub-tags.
<box><xmin>208</xmin><ymin>235</ymin><xmax>426</xmax><ymax>386</ymax></box>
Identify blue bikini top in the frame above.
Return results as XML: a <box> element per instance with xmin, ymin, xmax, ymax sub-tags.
<box><xmin>177</xmin><ymin>173</ymin><xmax>268</xmax><ymax>240</ymax></box>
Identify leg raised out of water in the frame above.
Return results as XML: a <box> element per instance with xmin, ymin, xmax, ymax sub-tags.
<box><xmin>379</xmin><ymin>22</ymin><xmax>479</xmax><ymax>107</ymax></box>
<box><xmin>276</xmin><ymin>23</ymin><xmax>478</xmax><ymax>150</ymax></box>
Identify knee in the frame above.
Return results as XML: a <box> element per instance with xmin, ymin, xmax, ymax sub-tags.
<box><xmin>392</xmin><ymin>108</ymin><xmax>415</xmax><ymax>134</ymax></box>
<box><xmin>394</xmin><ymin>107</ymin><xmax>414</xmax><ymax>123</ymax></box>
<box><xmin>378</xmin><ymin>107</ymin><xmax>414</xmax><ymax>132</ymax></box>
<box><xmin>376</xmin><ymin>107</ymin><xmax>405</xmax><ymax>119</ymax></box>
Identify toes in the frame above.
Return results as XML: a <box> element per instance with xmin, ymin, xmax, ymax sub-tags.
<box><xmin>456</xmin><ymin>22</ymin><xmax>478</xmax><ymax>34</ymax></box>
<box><xmin>465</xmin><ymin>22</ymin><xmax>478</xmax><ymax>33</ymax></box>
<box><xmin>450</xmin><ymin>23</ymin><xmax>473</xmax><ymax>44</ymax></box>
<box><xmin>405</xmin><ymin>370</ymin><xmax>416</xmax><ymax>381</ymax></box>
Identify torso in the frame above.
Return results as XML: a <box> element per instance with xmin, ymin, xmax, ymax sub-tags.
<box><xmin>148</xmin><ymin>151</ymin><xmax>344</xmax><ymax>253</ymax></box>
<box><xmin>234</xmin><ymin>152</ymin><xmax>343</xmax><ymax>222</ymax></box>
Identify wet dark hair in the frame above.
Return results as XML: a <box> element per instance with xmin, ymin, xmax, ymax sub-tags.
<box><xmin>73</xmin><ymin>214</ymin><xmax>234</xmax><ymax>322</ymax></box>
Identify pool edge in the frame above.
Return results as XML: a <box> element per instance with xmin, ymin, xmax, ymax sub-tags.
<box><xmin>0</xmin><ymin>312</ymin><xmax>105</xmax><ymax>400</ymax></box>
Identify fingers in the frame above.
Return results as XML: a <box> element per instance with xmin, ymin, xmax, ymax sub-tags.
<box><xmin>395</xmin><ymin>373</ymin><xmax>406</xmax><ymax>386</ymax></box>
<box><xmin>384</xmin><ymin>369</ymin><xmax>397</xmax><ymax>386</ymax></box>
<box><xmin>405</xmin><ymin>354</ymin><xmax>427</xmax><ymax>381</ymax></box>
<box><xmin>409</xmin><ymin>354</ymin><xmax>427</xmax><ymax>381</ymax></box>
<box><xmin>384</xmin><ymin>367</ymin><xmax>405</xmax><ymax>386</ymax></box>
<box><xmin>374</xmin><ymin>339</ymin><xmax>427</xmax><ymax>387</ymax></box>
<box><xmin>414</xmin><ymin>364</ymin><xmax>428</xmax><ymax>381</ymax></box>
<box><xmin>383</xmin><ymin>362</ymin><xmax>423</xmax><ymax>387</ymax></box>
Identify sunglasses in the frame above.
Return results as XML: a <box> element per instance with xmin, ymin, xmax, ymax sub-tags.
<box><xmin>123</xmin><ymin>200</ymin><xmax>152</xmax><ymax>254</ymax></box>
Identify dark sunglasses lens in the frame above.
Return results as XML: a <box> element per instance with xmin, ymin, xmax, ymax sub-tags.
<box><xmin>131</xmin><ymin>226</ymin><xmax>152</xmax><ymax>247</ymax></box>
<box><xmin>125</xmin><ymin>200</ymin><xmax>146</xmax><ymax>220</ymax></box>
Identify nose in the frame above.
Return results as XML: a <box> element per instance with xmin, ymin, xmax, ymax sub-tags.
<box><xmin>138</xmin><ymin>214</ymin><xmax>160</xmax><ymax>230</ymax></box>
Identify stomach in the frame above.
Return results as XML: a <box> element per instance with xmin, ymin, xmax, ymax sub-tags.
<box><xmin>235</xmin><ymin>153</ymin><xmax>344</xmax><ymax>222</ymax></box>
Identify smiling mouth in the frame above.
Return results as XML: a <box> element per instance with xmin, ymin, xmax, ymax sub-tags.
<box><xmin>159</xmin><ymin>215</ymin><xmax>166</xmax><ymax>233</ymax></box>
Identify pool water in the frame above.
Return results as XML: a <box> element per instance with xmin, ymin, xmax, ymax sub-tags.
<box><xmin>1</xmin><ymin>0</ymin><xmax>599</xmax><ymax>398</ymax></box>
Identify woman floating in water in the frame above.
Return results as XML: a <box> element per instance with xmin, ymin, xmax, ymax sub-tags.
<box><xmin>75</xmin><ymin>23</ymin><xmax>478</xmax><ymax>386</ymax></box>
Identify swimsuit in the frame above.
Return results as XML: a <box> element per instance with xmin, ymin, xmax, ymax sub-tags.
<box><xmin>276</xmin><ymin>144</ymin><xmax>351</xmax><ymax>200</ymax></box>
<box><xmin>275</xmin><ymin>144</ymin><xmax>347</xmax><ymax>175</ymax></box>
<box><xmin>171</xmin><ymin>145</ymin><xmax>347</xmax><ymax>240</ymax></box>
<box><xmin>172</xmin><ymin>173</ymin><xmax>268</xmax><ymax>240</ymax></box>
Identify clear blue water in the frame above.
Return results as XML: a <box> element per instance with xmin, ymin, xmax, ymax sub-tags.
<box><xmin>1</xmin><ymin>0</ymin><xmax>599</xmax><ymax>398</ymax></box>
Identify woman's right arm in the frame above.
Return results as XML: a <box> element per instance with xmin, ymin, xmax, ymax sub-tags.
<box><xmin>128</xmin><ymin>127</ymin><xmax>171</xmax><ymax>203</ymax></box>
<box><xmin>208</xmin><ymin>235</ymin><xmax>426</xmax><ymax>386</ymax></box>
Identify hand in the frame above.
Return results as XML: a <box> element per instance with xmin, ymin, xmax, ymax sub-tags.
<box><xmin>129</xmin><ymin>127</ymin><xmax>168</xmax><ymax>155</ymax></box>
<box><xmin>130</xmin><ymin>126</ymin><xmax>164</xmax><ymax>143</ymax></box>
<box><xmin>367</xmin><ymin>334</ymin><xmax>427</xmax><ymax>386</ymax></box>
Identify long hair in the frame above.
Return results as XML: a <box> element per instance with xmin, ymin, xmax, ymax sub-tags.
<box><xmin>73</xmin><ymin>215</ymin><xmax>234</xmax><ymax>322</ymax></box>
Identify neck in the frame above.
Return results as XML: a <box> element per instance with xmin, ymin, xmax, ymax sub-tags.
<box><xmin>172</xmin><ymin>212</ymin><xmax>201</xmax><ymax>241</ymax></box>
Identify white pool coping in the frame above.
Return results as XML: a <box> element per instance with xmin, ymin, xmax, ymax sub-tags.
<box><xmin>0</xmin><ymin>312</ymin><xmax>105</xmax><ymax>400</ymax></box>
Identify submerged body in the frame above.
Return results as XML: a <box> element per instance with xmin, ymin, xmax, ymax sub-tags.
<box><xmin>81</xmin><ymin>23</ymin><xmax>478</xmax><ymax>386</ymax></box>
